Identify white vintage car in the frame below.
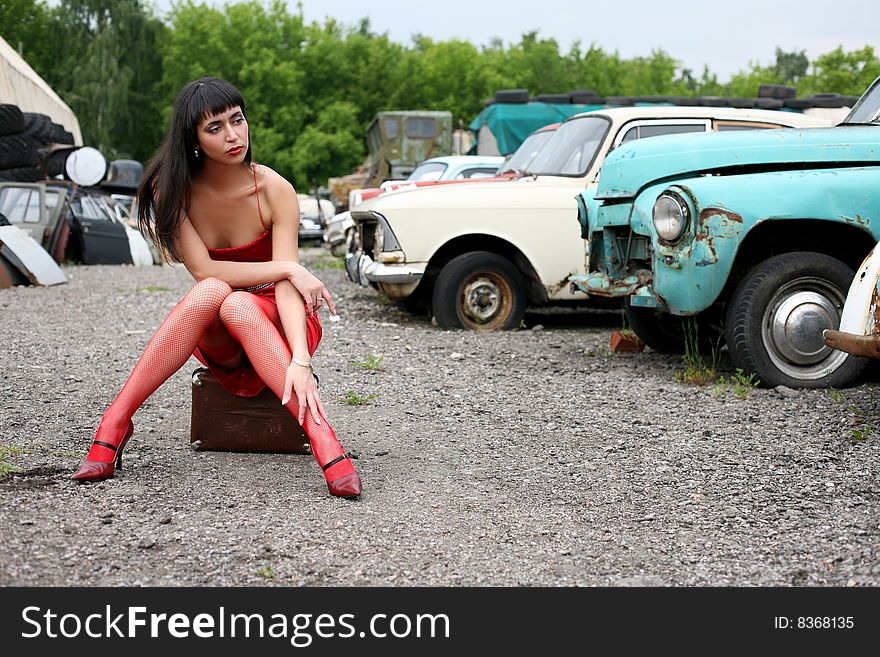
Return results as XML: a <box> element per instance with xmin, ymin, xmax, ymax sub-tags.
<box><xmin>345</xmin><ymin>106</ymin><xmax>832</xmax><ymax>330</ymax></box>
<box><xmin>824</xmin><ymin>242</ymin><xmax>880</xmax><ymax>360</ymax></box>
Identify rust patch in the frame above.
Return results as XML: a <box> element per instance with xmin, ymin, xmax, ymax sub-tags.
<box><xmin>872</xmin><ymin>286</ymin><xmax>880</xmax><ymax>333</ymax></box>
<box><xmin>0</xmin><ymin>260</ymin><xmax>12</xmax><ymax>288</ymax></box>
<box><xmin>699</xmin><ymin>208</ymin><xmax>743</xmax><ymax>226</ymax></box>
<box><xmin>824</xmin><ymin>329</ymin><xmax>880</xmax><ymax>359</ymax></box>
<box><xmin>548</xmin><ymin>274</ymin><xmax>577</xmax><ymax>297</ymax></box>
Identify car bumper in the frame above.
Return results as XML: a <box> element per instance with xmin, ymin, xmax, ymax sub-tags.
<box><xmin>325</xmin><ymin>213</ymin><xmax>354</xmax><ymax>246</ymax></box>
<box><xmin>344</xmin><ymin>252</ymin><xmax>424</xmax><ymax>287</ymax></box>
<box><xmin>299</xmin><ymin>219</ymin><xmax>324</xmax><ymax>241</ymax></box>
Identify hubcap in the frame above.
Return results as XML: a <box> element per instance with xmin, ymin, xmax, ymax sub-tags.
<box><xmin>459</xmin><ymin>272</ymin><xmax>513</xmax><ymax>329</ymax></box>
<box><xmin>463</xmin><ymin>277</ymin><xmax>501</xmax><ymax>322</ymax></box>
<box><xmin>762</xmin><ymin>278</ymin><xmax>848</xmax><ymax>380</ymax></box>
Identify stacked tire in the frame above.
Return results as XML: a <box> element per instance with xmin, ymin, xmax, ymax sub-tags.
<box><xmin>0</xmin><ymin>104</ymin><xmax>75</xmax><ymax>182</ymax></box>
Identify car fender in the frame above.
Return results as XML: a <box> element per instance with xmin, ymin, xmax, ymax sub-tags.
<box><xmin>640</xmin><ymin>167</ymin><xmax>880</xmax><ymax>314</ymax></box>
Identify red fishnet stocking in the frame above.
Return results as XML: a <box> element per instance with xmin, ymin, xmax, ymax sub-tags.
<box><xmin>85</xmin><ymin>277</ymin><xmax>233</xmax><ymax>462</ymax></box>
<box><xmin>218</xmin><ymin>291</ymin><xmax>356</xmax><ymax>486</ymax></box>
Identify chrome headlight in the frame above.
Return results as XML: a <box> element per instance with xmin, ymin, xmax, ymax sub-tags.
<box><xmin>652</xmin><ymin>191</ymin><xmax>691</xmax><ymax>243</ymax></box>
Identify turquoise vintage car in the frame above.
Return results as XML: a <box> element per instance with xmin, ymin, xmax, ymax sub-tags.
<box><xmin>570</xmin><ymin>77</ymin><xmax>880</xmax><ymax>388</ymax></box>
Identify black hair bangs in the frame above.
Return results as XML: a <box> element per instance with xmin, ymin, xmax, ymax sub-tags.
<box><xmin>190</xmin><ymin>77</ymin><xmax>246</xmax><ymax>124</ymax></box>
<box><xmin>173</xmin><ymin>77</ymin><xmax>247</xmax><ymax>147</ymax></box>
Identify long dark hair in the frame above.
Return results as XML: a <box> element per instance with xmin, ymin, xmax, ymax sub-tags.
<box><xmin>136</xmin><ymin>77</ymin><xmax>252</xmax><ymax>262</ymax></box>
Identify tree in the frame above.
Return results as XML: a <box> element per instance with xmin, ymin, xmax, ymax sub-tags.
<box><xmin>43</xmin><ymin>0</ymin><xmax>165</xmax><ymax>161</ymax></box>
<box><xmin>772</xmin><ymin>48</ymin><xmax>808</xmax><ymax>85</ymax></box>
<box><xmin>407</xmin><ymin>38</ymin><xmax>501</xmax><ymax>125</ymax></box>
<box><xmin>726</xmin><ymin>63</ymin><xmax>784</xmax><ymax>98</ymax></box>
<box><xmin>501</xmin><ymin>32</ymin><xmax>574</xmax><ymax>95</ymax></box>
<box><xmin>162</xmin><ymin>0</ymin><xmax>308</xmax><ymax>179</ymax></box>
<box><xmin>801</xmin><ymin>46</ymin><xmax>880</xmax><ymax>97</ymax></box>
<box><xmin>0</xmin><ymin>0</ymin><xmax>54</xmax><ymax>75</ymax></box>
<box><xmin>290</xmin><ymin>102</ymin><xmax>364</xmax><ymax>199</ymax></box>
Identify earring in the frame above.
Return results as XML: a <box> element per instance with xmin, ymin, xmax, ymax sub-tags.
<box><xmin>193</xmin><ymin>149</ymin><xmax>199</xmax><ymax>158</ymax></box>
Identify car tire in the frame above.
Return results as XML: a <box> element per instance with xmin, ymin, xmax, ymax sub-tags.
<box><xmin>725</xmin><ymin>251</ymin><xmax>867</xmax><ymax>388</ymax></box>
<box><xmin>0</xmin><ymin>105</ymin><xmax>25</xmax><ymax>136</ymax></box>
<box><xmin>0</xmin><ymin>134</ymin><xmax>39</xmax><ymax>168</ymax></box>
<box><xmin>624</xmin><ymin>303</ymin><xmax>720</xmax><ymax>353</ymax></box>
<box><xmin>0</xmin><ymin>166</ymin><xmax>41</xmax><ymax>182</ymax></box>
<box><xmin>432</xmin><ymin>251</ymin><xmax>526</xmax><ymax>330</ymax></box>
<box><xmin>493</xmin><ymin>89</ymin><xmax>529</xmax><ymax>104</ymax></box>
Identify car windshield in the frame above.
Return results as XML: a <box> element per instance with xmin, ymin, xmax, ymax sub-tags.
<box><xmin>408</xmin><ymin>161</ymin><xmax>447</xmax><ymax>181</ymax></box>
<box><xmin>844</xmin><ymin>77</ymin><xmax>880</xmax><ymax>124</ymax></box>
<box><xmin>500</xmin><ymin>129</ymin><xmax>556</xmax><ymax>174</ymax></box>
<box><xmin>526</xmin><ymin>116</ymin><xmax>610</xmax><ymax>176</ymax></box>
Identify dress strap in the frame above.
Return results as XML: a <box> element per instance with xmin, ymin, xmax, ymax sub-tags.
<box><xmin>252</xmin><ymin>164</ymin><xmax>268</xmax><ymax>232</ymax></box>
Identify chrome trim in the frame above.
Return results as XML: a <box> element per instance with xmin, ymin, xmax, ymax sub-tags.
<box><xmin>344</xmin><ymin>252</ymin><xmax>423</xmax><ymax>286</ymax></box>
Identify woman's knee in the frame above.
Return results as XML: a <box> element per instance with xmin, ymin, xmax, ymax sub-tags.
<box><xmin>184</xmin><ymin>277</ymin><xmax>232</xmax><ymax>309</ymax></box>
<box><xmin>219</xmin><ymin>290</ymin><xmax>261</xmax><ymax>327</ymax></box>
<box><xmin>197</xmin><ymin>276</ymin><xmax>233</xmax><ymax>298</ymax></box>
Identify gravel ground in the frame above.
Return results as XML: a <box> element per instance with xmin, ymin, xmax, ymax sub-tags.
<box><xmin>1</xmin><ymin>247</ymin><xmax>878</xmax><ymax>587</ymax></box>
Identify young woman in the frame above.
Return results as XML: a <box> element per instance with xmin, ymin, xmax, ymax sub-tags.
<box><xmin>71</xmin><ymin>77</ymin><xmax>361</xmax><ymax>498</ymax></box>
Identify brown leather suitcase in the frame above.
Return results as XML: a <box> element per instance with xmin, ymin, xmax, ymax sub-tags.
<box><xmin>190</xmin><ymin>367</ymin><xmax>310</xmax><ymax>454</ymax></box>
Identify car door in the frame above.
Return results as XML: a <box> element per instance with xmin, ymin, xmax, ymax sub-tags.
<box><xmin>0</xmin><ymin>184</ymin><xmax>50</xmax><ymax>245</ymax></box>
<box><xmin>67</xmin><ymin>192</ymin><xmax>133</xmax><ymax>264</ymax></box>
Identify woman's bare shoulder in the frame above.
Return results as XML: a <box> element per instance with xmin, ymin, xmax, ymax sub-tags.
<box><xmin>253</xmin><ymin>163</ymin><xmax>295</xmax><ymax>196</ymax></box>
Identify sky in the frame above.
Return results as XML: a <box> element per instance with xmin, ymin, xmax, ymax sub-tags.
<box><xmin>145</xmin><ymin>0</ymin><xmax>878</xmax><ymax>81</ymax></box>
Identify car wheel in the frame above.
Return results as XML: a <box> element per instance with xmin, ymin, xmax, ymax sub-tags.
<box><xmin>0</xmin><ymin>104</ymin><xmax>25</xmax><ymax>136</ymax></box>
<box><xmin>725</xmin><ymin>251</ymin><xmax>867</xmax><ymax>388</ymax></box>
<box><xmin>432</xmin><ymin>251</ymin><xmax>526</xmax><ymax>330</ymax></box>
<box><xmin>624</xmin><ymin>303</ymin><xmax>720</xmax><ymax>353</ymax></box>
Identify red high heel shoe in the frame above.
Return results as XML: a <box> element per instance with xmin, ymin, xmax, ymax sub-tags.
<box><xmin>322</xmin><ymin>454</ymin><xmax>362</xmax><ymax>498</ymax></box>
<box><xmin>71</xmin><ymin>420</ymin><xmax>134</xmax><ymax>482</ymax></box>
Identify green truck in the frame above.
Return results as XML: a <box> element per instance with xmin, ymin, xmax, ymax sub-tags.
<box><xmin>329</xmin><ymin>110</ymin><xmax>454</xmax><ymax>212</ymax></box>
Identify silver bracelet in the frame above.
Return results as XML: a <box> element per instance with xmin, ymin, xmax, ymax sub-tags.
<box><xmin>291</xmin><ymin>356</ymin><xmax>313</xmax><ymax>371</ymax></box>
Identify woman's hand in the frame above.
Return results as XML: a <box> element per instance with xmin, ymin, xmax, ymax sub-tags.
<box><xmin>288</xmin><ymin>264</ymin><xmax>336</xmax><ymax>315</ymax></box>
<box><xmin>280</xmin><ymin>359</ymin><xmax>326</xmax><ymax>426</ymax></box>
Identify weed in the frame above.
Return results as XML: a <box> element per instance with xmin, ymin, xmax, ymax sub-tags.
<box><xmin>731</xmin><ymin>368</ymin><xmax>760</xmax><ymax>399</ymax></box>
<box><xmin>118</xmin><ymin>285</ymin><xmax>172</xmax><ymax>294</ymax></box>
<box><xmin>0</xmin><ymin>445</ymin><xmax>27</xmax><ymax>476</ymax></box>
<box><xmin>825</xmin><ymin>388</ymin><xmax>844</xmax><ymax>403</ymax></box>
<box><xmin>341</xmin><ymin>391</ymin><xmax>378</xmax><ymax>405</ymax></box>
<box><xmin>256</xmin><ymin>565</ymin><xmax>274</xmax><ymax>579</ymax></box>
<box><xmin>313</xmin><ymin>254</ymin><xmax>345</xmax><ymax>270</ymax></box>
<box><xmin>675</xmin><ymin>318</ymin><xmax>720</xmax><ymax>385</ymax></box>
<box><xmin>851</xmin><ymin>425</ymin><xmax>872</xmax><ymax>441</ymax></box>
<box><xmin>518</xmin><ymin>319</ymin><xmax>527</xmax><ymax>330</ymax></box>
<box><xmin>353</xmin><ymin>354</ymin><xmax>384</xmax><ymax>371</ymax></box>
<box><xmin>712</xmin><ymin>377</ymin><xmax>727</xmax><ymax>398</ymax></box>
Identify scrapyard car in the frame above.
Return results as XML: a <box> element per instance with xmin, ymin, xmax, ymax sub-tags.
<box><xmin>570</xmin><ymin>76</ymin><xmax>880</xmax><ymax>387</ymax></box>
<box><xmin>297</xmin><ymin>194</ymin><xmax>334</xmax><ymax>243</ymax></box>
<box><xmin>0</xmin><ymin>180</ymin><xmax>143</xmax><ymax>265</ymax></box>
<box><xmin>345</xmin><ymin>107</ymin><xmax>831</xmax><ymax>330</ymax></box>
<box><xmin>326</xmin><ymin>155</ymin><xmax>504</xmax><ymax>256</ymax></box>
<box><xmin>824</xmin><ymin>238</ymin><xmax>880</xmax><ymax>359</ymax></box>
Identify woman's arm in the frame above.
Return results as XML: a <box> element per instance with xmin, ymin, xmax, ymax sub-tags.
<box><xmin>176</xmin><ymin>215</ymin><xmax>334</xmax><ymax>313</ymax></box>
<box><xmin>263</xmin><ymin>173</ymin><xmax>330</xmax><ymax>426</ymax></box>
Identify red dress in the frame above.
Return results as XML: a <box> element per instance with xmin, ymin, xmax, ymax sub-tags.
<box><xmin>191</xmin><ymin>169</ymin><xmax>322</xmax><ymax>397</ymax></box>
